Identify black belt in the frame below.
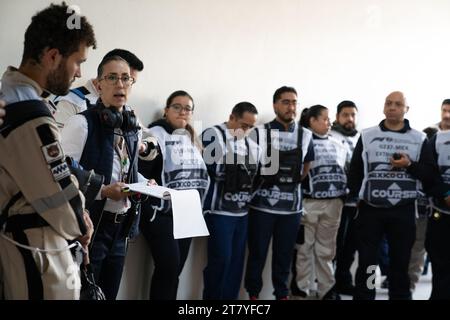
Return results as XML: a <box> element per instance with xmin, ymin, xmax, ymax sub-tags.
<box><xmin>5</xmin><ymin>213</ymin><xmax>50</xmax><ymax>233</ymax></box>
<box><xmin>102</xmin><ymin>211</ymin><xmax>128</xmax><ymax>224</ymax></box>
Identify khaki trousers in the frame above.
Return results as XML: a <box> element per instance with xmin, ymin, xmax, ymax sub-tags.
<box><xmin>296</xmin><ymin>198</ymin><xmax>343</xmax><ymax>299</ymax></box>
<box><xmin>0</xmin><ymin>226</ymin><xmax>80</xmax><ymax>300</ymax></box>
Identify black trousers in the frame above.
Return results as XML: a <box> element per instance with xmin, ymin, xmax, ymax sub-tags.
<box><xmin>244</xmin><ymin>209</ymin><xmax>301</xmax><ymax>299</ymax></box>
<box><xmin>353</xmin><ymin>202</ymin><xmax>415</xmax><ymax>300</ymax></box>
<box><xmin>140</xmin><ymin>211</ymin><xmax>192</xmax><ymax>300</ymax></box>
<box><xmin>425</xmin><ymin>211</ymin><xmax>450</xmax><ymax>300</ymax></box>
<box><xmin>334</xmin><ymin>205</ymin><xmax>358</xmax><ymax>287</ymax></box>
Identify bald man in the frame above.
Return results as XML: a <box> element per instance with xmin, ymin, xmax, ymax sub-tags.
<box><xmin>348</xmin><ymin>91</ymin><xmax>437</xmax><ymax>300</ymax></box>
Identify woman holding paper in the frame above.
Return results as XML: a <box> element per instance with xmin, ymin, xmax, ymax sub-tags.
<box><xmin>138</xmin><ymin>90</ymin><xmax>210</xmax><ymax>300</ymax></box>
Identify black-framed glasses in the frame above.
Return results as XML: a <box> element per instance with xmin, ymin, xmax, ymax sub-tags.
<box><xmin>99</xmin><ymin>74</ymin><xmax>135</xmax><ymax>87</ymax></box>
<box><xmin>169</xmin><ymin>104</ymin><xmax>194</xmax><ymax>113</ymax></box>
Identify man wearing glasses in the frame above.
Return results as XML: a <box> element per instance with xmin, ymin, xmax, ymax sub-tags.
<box><xmin>244</xmin><ymin>86</ymin><xmax>314</xmax><ymax>300</ymax></box>
<box><xmin>61</xmin><ymin>55</ymin><xmax>153</xmax><ymax>300</ymax></box>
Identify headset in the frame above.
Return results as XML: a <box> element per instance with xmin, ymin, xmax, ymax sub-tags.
<box><xmin>98</xmin><ymin>100</ymin><xmax>140</xmax><ymax>132</ymax></box>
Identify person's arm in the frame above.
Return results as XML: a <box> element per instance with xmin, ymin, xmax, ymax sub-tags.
<box><xmin>347</xmin><ymin>137</ymin><xmax>364</xmax><ymax>199</ymax></box>
<box><xmin>390</xmin><ymin>138</ymin><xmax>441</xmax><ymax>192</ymax></box>
<box><xmin>0</xmin><ymin>99</ymin><xmax>5</xmax><ymax>126</ymax></box>
<box><xmin>301</xmin><ymin>139</ymin><xmax>315</xmax><ymax>180</ymax></box>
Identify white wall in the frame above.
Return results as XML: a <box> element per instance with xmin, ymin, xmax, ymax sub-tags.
<box><xmin>2</xmin><ymin>0</ymin><xmax>450</xmax><ymax>299</ymax></box>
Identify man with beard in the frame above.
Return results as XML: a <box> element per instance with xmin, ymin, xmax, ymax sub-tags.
<box><xmin>0</xmin><ymin>3</ymin><xmax>96</xmax><ymax>299</ymax></box>
<box><xmin>329</xmin><ymin>101</ymin><xmax>359</xmax><ymax>296</ymax></box>
<box><xmin>244</xmin><ymin>86</ymin><xmax>314</xmax><ymax>300</ymax></box>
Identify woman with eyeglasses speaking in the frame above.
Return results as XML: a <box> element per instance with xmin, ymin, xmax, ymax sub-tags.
<box><xmin>61</xmin><ymin>55</ymin><xmax>154</xmax><ymax>300</ymax></box>
<box><xmin>138</xmin><ymin>90</ymin><xmax>210</xmax><ymax>300</ymax></box>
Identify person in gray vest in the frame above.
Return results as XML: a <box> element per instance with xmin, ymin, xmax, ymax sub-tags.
<box><xmin>244</xmin><ymin>86</ymin><xmax>314</xmax><ymax>300</ymax></box>
<box><xmin>201</xmin><ymin>102</ymin><xmax>259</xmax><ymax>300</ymax></box>
<box><xmin>294</xmin><ymin>105</ymin><xmax>348</xmax><ymax>300</ymax></box>
<box><xmin>329</xmin><ymin>100</ymin><xmax>360</xmax><ymax>296</ymax></box>
<box><xmin>408</xmin><ymin>126</ymin><xmax>437</xmax><ymax>292</ymax></box>
<box><xmin>348</xmin><ymin>91</ymin><xmax>436</xmax><ymax>300</ymax></box>
<box><xmin>425</xmin><ymin>127</ymin><xmax>450</xmax><ymax>299</ymax></box>
<box><xmin>53</xmin><ymin>49</ymin><xmax>144</xmax><ymax>129</ymax></box>
<box><xmin>138</xmin><ymin>90</ymin><xmax>210</xmax><ymax>300</ymax></box>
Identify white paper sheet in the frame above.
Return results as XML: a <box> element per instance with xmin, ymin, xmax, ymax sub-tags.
<box><xmin>125</xmin><ymin>183</ymin><xmax>209</xmax><ymax>239</ymax></box>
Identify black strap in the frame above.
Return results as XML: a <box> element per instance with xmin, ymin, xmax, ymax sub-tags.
<box><xmin>0</xmin><ymin>100</ymin><xmax>52</xmax><ymax>138</ymax></box>
<box><xmin>214</xmin><ymin>125</ymin><xmax>252</xmax><ymax>165</ymax></box>
<box><xmin>11</xmin><ymin>229</ymin><xmax>44</xmax><ymax>299</ymax></box>
<box><xmin>297</xmin><ymin>124</ymin><xmax>303</xmax><ymax>163</ymax></box>
<box><xmin>0</xmin><ymin>192</ymin><xmax>23</xmax><ymax>230</ymax></box>
<box><xmin>5</xmin><ymin>213</ymin><xmax>50</xmax><ymax>233</ymax></box>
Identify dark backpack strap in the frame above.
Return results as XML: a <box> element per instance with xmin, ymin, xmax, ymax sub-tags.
<box><xmin>0</xmin><ymin>192</ymin><xmax>23</xmax><ymax>230</ymax></box>
<box><xmin>0</xmin><ymin>100</ymin><xmax>52</xmax><ymax>138</ymax></box>
<box><xmin>297</xmin><ymin>123</ymin><xmax>303</xmax><ymax>163</ymax></box>
<box><xmin>265</xmin><ymin>123</ymin><xmax>271</xmax><ymax>158</ymax></box>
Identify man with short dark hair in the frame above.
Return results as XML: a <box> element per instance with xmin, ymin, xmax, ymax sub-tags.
<box><xmin>0</xmin><ymin>2</ymin><xmax>96</xmax><ymax>299</ymax></box>
<box><xmin>329</xmin><ymin>100</ymin><xmax>359</xmax><ymax>296</ymax></box>
<box><xmin>201</xmin><ymin>102</ymin><xmax>259</xmax><ymax>300</ymax></box>
<box><xmin>244</xmin><ymin>86</ymin><xmax>314</xmax><ymax>300</ymax></box>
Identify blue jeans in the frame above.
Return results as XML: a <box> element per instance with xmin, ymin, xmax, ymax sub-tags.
<box><xmin>203</xmin><ymin>213</ymin><xmax>248</xmax><ymax>300</ymax></box>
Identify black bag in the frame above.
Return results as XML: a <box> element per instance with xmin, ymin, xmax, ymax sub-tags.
<box><xmin>80</xmin><ymin>264</ymin><xmax>106</xmax><ymax>300</ymax></box>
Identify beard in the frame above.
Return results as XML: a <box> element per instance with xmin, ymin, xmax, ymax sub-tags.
<box><xmin>275</xmin><ymin>109</ymin><xmax>296</xmax><ymax>124</ymax></box>
<box><xmin>46</xmin><ymin>59</ymin><xmax>73</xmax><ymax>95</ymax></box>
<box><xmin>342</xmin><ymin>121</ymin><xmax>355</xmax><ymax>130</ymax></box>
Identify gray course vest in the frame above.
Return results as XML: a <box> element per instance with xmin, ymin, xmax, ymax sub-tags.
<box><xmin>149</xmin><ymin>126</ymin><xmax>210</xmax><ymax>212</ymax></box>
<box><xmin>250</xmin><ymin>123</ymin><xmax>313</xmax><ymax>215</ymax></box>
<box><xmin>306</xmin><ymin>136</ymin><xmax>348</xmax><ymax>199</ymax></box>
<box><xmin>360</xmin><ymin>126</ymin><xmax>425</xmax><ymax>208</ymax></box>
<box><xmin>430</xmin><ymin>130</ymin><xmax>450</xmax><ymax>214</ymax></box>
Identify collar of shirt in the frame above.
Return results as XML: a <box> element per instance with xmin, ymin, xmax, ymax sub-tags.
<box><xmin>379</xmin><ymin>118</ymin><xmax>411</xmax><ymax>133</ymax></box>
<box><xmin>269</xmin><ymin>119</ymin><xmax>296</xmax><ymax>132</ymax></box>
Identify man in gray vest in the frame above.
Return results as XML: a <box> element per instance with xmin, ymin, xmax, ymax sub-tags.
<box><xmin>244</xmin><ymin>86</ymin><xmax>314</xmax><ymax>300</ymax></box>
<box><xmin>348</xmin><ymin>91</ymin><xmax>436</xmax><ymax>300</ymax></box>
<box><xmin>425</xmin><ymin>123</ymin><xmax>450</xmax><ymax>299</ymax></box>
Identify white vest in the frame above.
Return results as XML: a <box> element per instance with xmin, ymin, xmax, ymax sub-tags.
<box><xmin>360</xmin><ymin>125</ymin><xmax>425</xmax><ymax>208</ymax></box>
<box><xmin>149</xmin><ymin>126</ymin><xmax>210</xmax><ymax>212</ymax></box>
<box><xmin>305</xmin><ymin>136</ymin><xmax>348</xmax><ymax>199</ymax></box>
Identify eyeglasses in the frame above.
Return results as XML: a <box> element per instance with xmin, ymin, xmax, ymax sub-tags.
<box><xmin>169</xmin><ymin>104</ymin><xmax>194</xmax><ymax>113</ymax></box>
<box><xmin>279</xmin><ymin>99</ymin><xmax>298</xmax><ymax>107</ymax></box>
<box><xmin>99</xmin><ymin>74</ymin><xmax>135</xmax><ymax>87</ymax></box>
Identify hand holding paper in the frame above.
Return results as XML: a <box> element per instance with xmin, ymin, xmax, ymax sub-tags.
<box><xmin>124</xmin><ymin>182</ymin><xmax>209</xmax><ymax>239</ymax></box>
